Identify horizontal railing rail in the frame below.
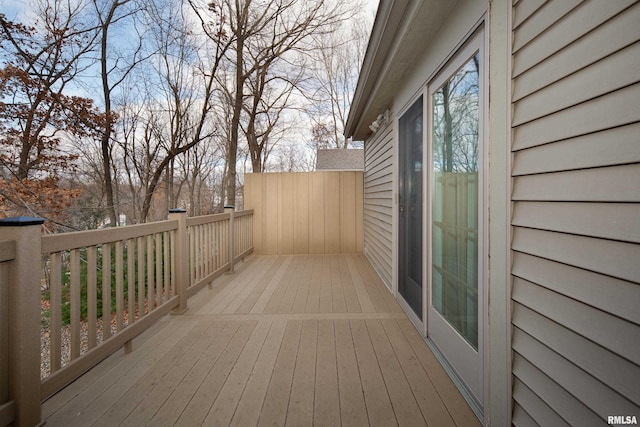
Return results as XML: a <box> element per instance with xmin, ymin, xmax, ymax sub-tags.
<box><xmin>41</xmin><ymin>220</ymin><xmax>179</xmax><ymax>254</ymax></box>
<box><xmin>0</xmin><ymin>208</ymin><xmax>253</xmax><ymax>426</ymax></box>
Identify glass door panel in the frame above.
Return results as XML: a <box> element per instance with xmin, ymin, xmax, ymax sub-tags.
<box><xmin>431</xmin><ymin>54</ymin><xmax>480</xmax><ymax>349</ymax></box>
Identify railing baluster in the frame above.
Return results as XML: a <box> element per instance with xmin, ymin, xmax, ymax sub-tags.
<box><xmin>217</xmin><ymin>221</ymin><xmax>222</xmax><ymax>268</ymax></box>
<box><xmin>214</xmin><ymin>222</ymin><xmax>219</xmax><ymax>270</ymax></box>
<box><xmin>192</xmin><ymin>226</ymin><xmax>197</xmax><ymax>283</ymax></box>
<box><xmin>155</xmin><ymin>233</ymin><xmax>162</xmax><ymax>306</ymax></box>
<box><xmin>127</xmin><ymin>239</ymin><xmax>135</xmax><ymax>325</ymax></box>
<box><xmin>137</xmin><ymin>237</ymin><xmax>145</xmax><ymax>317</ymax></box>
<box><xmin>102</xmin><ymin>244</ymin><xmax>111</xmax><ymax>340</ymax></box>
<box><xmin>219</xmin><ymin>221</ymin><xmax>224</xmax><ymax>269</ymax></box>
<box><xmin>50</xmin><ymin>252</ymin><xmax>62</xmax><ymax>371</ymax></box>
<box><xmin>197</xmin><ymin>225</ymin><xmax>201</xmax><ymax>280</ymax></box>
<box><xmin>87</xmin><ymin>247</ymin><xmax>97</xmax><ymax>349</ymax></box>
<box><xmin>225</xmin><ymin>219</ymin><xmax>230</xmax><ymax>266</ymax></box>
<box><xmin>208</xmin><ymin>222</ymin><xmax>213</xmax><ymax>273</ymax></box>
<box><xmin>235</xmin><ymin>216</ymin><xmax>239</xmax><ymax>258</ymax></box>
<box><xmin>203</xmin><ymin>224</ymin><xmax>207</xmax><ymax>275</ymax></box>
<box><xmin>146</xmin><ymin>235</ymin><xmax>154</xmax><ymax>310</ymax></box>
<box><xmin>200</xmin><ymin>224</ymin><xmax>209</xmax><ymax>279</ymax></box>
<box><xmin>115</xmin><ymin>241</ymin><xmax>124</xmax><ymax>332</ymax></box>
<box><xmin>222</xmin><ymin>219</ymin><xmax>226</xmax><ymax>265</ymax></box>
<box><xmin>197</xmin><ymin>224</ymin><xmax>203</xmax><ymax>280</ymax></box>
<box><xmin>70</xmin><ymin>249</ymin><xmax>81</xmax><ymax>360</ymax></box>
<box><xmin>238</xmin><ymin>216</ymin><xmax>242</xmax><ymax>255</ymax></box>
<box><xmin>235</xmin><ymin>217</ymin><xmax>239</xmax><ymax>256</ymax></box>
<box><xmin>222</xmin><ymin>221</ymin><xmax>225</xmax><ymax>266</ymax></box>
<box><xmin>170</xmin><ymin>230</ymin><xmax>176</xmax><ymax>297</ymax></box>
<box><xmin>189</xmin><ymin>227</ymin><xmax>195</xmax><ymax>286</ymax></box>
<box><xmin>163</xmin><ymin>232</ymin><xmax>170</xmax><ymax>300</ymax></box>
<box><xmin>202</xmin><ymin>224</ymin><xmax>206</xmax><ymax>277</ymax></box>
<box><xmin>226</xmin><ymin>207</ymin><xmax>234</xmax><ymax>273</ymax></box>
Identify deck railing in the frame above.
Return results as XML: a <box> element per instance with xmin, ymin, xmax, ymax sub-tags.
<box><xmin>233</xmin><ymin>210</ymin><xmax>254</xmax><ymax>260</ymax></box>
<box><xmin>39</xmin><ymin>219</ymin><xmax>181</xmax><ymax>400</ymax></box>
<box><xmin>187</xmin><ymin>212</ymin><xmax>230</xmax><ymax>295</ymax></box>
<box><xmin>0</xmin><ymin>209</ymin><xmax>253</xmax><ymax>426</ymax></box>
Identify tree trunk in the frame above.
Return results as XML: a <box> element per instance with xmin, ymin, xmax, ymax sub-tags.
<box><xmin>227</xmin><ymin>33</ymin><xmax>245</xmax><ymax>207</ymax></box>
<box><xmin>102</xmin><ymin>129</ymin><xmax>117</xmax><ymax>226</ymax></box>
<box><xmin>100</xmin><ymin>1</ymin><xmax>119</xmax><ymax>227</ymax></box>
<box><xmin>247</xmin><ymin>119</ymin><xmax>263</xmax><ymax>172</ymax></box>
<box><xmin>443</xmin><ymin>82</ymin><xmax>453</xmax><ymax>173</ymax></box>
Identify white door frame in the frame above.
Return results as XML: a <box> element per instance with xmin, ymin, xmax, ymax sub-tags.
<box><xmin>424</xmin><ymin>25</ymin><xmax>486</xmax><ymax>409</ymax></box>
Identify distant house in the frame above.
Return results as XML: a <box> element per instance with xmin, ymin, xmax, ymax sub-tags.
<box><xmin>315</xmin><ymin>149</ymin><xmax>364</xmax><ymax>171</ymax></box>
<box><xmin>345</xmin><ymin>0</ymin><xmax>640</xmax><ymax>425</ymax></box>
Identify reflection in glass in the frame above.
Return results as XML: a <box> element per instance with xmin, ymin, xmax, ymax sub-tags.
<box><xmin>431</xmin><ymin>54</ymin><xmax>479</xmax><ymax>349</ymax></box>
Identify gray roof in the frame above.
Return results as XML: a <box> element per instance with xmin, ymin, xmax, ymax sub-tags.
<box><xmin>315</xmin><ymin>149</ymin><xmax>364</xmax><ymax>171</ymax></box>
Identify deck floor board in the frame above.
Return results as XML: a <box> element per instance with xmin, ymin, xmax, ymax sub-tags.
<box><xmin>148</xmin><ymin>321</ymin><xmax>241</xmax><ymax>425</ymax></box>
<box><xmin>229</xmin><ymin>319</ymin><xmax>287</xmax><ymax>427</ymax></box>
<box><xmin>42</xmin><ymin>254</ymin><xmax>480</xmax><ymax>427</ymax></box>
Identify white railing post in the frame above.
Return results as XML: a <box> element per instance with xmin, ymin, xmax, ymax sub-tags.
<box><xmin>0</xmin><ymin>216</ymin><xmax>44</xmax><ymax>427</ymax></box>
<box><xmin>224</xmin><ymin>206</ymin><xmax>235</xmax><ymax>274</ymax></box>
<box><xmin>168</xmin><ymin>209</ymin><xmax>188</xmax><ymax>314</ymax></box>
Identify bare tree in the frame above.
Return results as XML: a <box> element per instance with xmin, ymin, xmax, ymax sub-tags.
<box><xmin>111</xmin><ymin>0</ymin><xmax>232</xmax><ymax>222</ymax></box>
<box><xmin>178</xmin><ymin>136</ymin><xmax>225</xmax><ymax>216</ymax></box>
<box><xmin>0</xmin><ymin>1</ymin><xmax>101</xmax><ymax>225</ymax></box>
<box><xmin>432</xmin><ymin>54</ymin><xmax>479</xmax><ymax>173</ymax></box>
<box><xmin>242</xmin><ymin>58</ymin><xmax>303</xmax><ymax>172</ymax></box>
<box><xmin>91</xmin><ymin>0</ymin><xmax>150</xmax><ymax>226</ymax></box>
<box><xmin>306</xmin><ymin>5</ymin><xmax>369</xmax><ymax>150</ymax></box>
<box><xmin>191</xmin><ymin>0</ymin><xmax>347</xmax><ymax>206</ymax></box>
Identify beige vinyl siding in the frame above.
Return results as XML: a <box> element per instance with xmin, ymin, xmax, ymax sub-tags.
<box><xmin>511</xmin><ymin>0</ymin><xmax>640</xmax><ymax>424</ymax></box>
<box><xmin>363</xmin><ymin>121</ymin><xmax>394</xmax><ymax>290</ymax></box>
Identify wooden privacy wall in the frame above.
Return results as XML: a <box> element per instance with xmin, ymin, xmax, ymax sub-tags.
<box><xmin>245</xmin><ymin>172</ymin><xmax>364</xmax><ymax>255</ymax></box>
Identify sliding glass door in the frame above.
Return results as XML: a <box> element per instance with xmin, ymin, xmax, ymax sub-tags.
<box><xmin>427</xmin><ymin>29</ymin><xmax>484</xmax><ymax>405</ymax></box>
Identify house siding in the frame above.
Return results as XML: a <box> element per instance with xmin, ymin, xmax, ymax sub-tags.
<box><xmin>363</xmin><ymin>120</ymin><xmax>394</xmax><ymax>290</ymax></box>
<box><xmin>511</xmin><ymin>0</ymin><xmax>640</xmax><ymax>425</ymax></box>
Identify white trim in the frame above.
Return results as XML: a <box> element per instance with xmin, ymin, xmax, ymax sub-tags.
<box><xmin>392</xmin><ymin>111</ymin><xmax>399</xmax><ymax>298</ymax></box>
<box><xmin>486</xmin><ymin>0</ymin><xmax>513</xmax><ymax>424</ymax></box>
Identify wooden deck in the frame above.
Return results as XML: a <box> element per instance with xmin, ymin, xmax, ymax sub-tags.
<box><xmin>42</xmin><ymin>254</ymin><xmax>480</xmax><ymax>426</ymax></box>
